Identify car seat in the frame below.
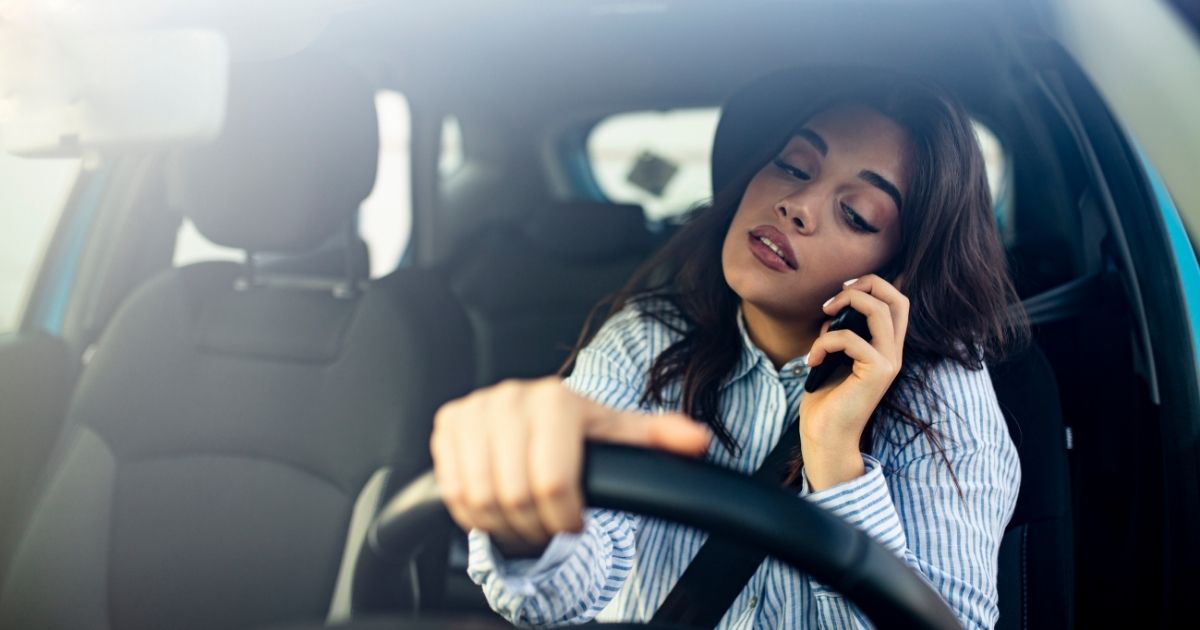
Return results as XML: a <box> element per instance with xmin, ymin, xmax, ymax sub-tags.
<box><xmin>447</xmin><ymin>200</ymin><xmax>656</xmax><ymax>387</ymax></box>
<box><xmin>0</xmin><ymin>52</ymin><xmax>475</xmax><ymax>630</ymax></box>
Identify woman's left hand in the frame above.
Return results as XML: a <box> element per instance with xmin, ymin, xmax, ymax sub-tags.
<box><xmin>800</xmin><ymin>273</ymin><xmax>909</xmax><ymax>491</ymax></box>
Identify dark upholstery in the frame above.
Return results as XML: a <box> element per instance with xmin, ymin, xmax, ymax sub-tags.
<box><xmin>990</xmin><ymin>342</ymin><xmax>1074</xmax><ymax>630</ymax></box>
<box><xmin>0</xmin><ymin>53</ymin><xmax>474</xmax><ymax>630</ymax></box>
<box><xmin>448</xmin><ymin>201</ymin><xmax>655</xmax><ymax>387</ymax></box>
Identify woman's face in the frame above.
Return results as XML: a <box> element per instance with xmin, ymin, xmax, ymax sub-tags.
<box><xmin>721</xmin><ymin>103</ymin><xmax>909</xmax><ymax>323</ymax></box>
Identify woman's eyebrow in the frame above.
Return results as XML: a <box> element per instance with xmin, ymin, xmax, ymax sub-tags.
<box><xmin>795</xmin><ymin>128</ymin><xmax>828</xmax><ymax>156</ymax></box>
<box><xmin>859</xmin><ymin>170</ymin><xmax>903</xmax><ymax>212</ymax></box>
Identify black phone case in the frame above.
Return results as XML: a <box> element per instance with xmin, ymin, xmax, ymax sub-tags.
<box><xmin>804</xmin><ymin>269</ymin><xmax>898</xmax><ymax>393</ymax></box>
<box><xmin>804</xmin><ymin>305</ymin><xmax>871</xmax><ymax>393</ymax></box>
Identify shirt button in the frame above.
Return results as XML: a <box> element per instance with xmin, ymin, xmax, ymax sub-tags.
<box><xmin>748</xmin><ymin>596</ymin><xmax>759</xmax><ymax>608</ymax></box>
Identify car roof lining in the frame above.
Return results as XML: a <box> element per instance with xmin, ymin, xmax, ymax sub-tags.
<box><xmin>323</xmin><ymin>1</ymin><xmax>1027</xmax><ymax>117</ymax></box>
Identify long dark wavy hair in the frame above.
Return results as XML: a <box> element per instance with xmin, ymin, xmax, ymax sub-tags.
<box><xmin>560</xmin><ymin>69</ymin><xmax>1029</xmax><ymax>488</ymax></box>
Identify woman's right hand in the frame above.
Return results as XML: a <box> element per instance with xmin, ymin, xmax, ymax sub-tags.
<box><xmin>431</xmin><ymin>376</ymin><xmax>711</xmax><ymax>558</ymax></box>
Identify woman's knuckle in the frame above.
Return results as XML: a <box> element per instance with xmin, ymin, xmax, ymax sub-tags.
<box><xmin>534</xmin><ymin>378</ymin><xmax>566</xmax><ymax>402</ymax></box>
<box><xmin>464</xmin><ymin>489</ymin><xmax>499</xmax><ymax>514</ymax></box>
<box><xmin>434</xmin><ymin>403</ymin><xmax>456</xmax><ymax>429</ymax></box>
<box><xmin>442</xmin><ymin>487</ymin><xmax>465</xmax><ymax>507</ymax></box>
<box><xmin>497</xmin><ymin>489</ymin><xmax>533</xmax><ymax>512</ymax></box>
<box><xmin>532</xmin><ymin>475</ymin><xmax>572</xmax><ymax>501</ymax></box>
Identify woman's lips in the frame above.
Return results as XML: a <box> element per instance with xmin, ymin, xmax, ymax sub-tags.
<box><xmin>747</xmin><ymin>225</ymin><xmax>798</xmax><ymax>271</ymax></box>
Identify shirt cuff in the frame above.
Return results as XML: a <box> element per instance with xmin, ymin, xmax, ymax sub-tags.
<box><xmin>800</xmin><ymin>454</ymin><xmax>908</xmax><ymax>554</ymax></box>
<box><xmin>468</xmin><ymin>529</ymin><xmax>582</xmax><ymax>594</ymax></box>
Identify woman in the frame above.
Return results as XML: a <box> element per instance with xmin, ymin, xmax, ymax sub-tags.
<box><xmin>431</xmin><ymin>68</ymin><xmax>1028</xmax><ymax>628</ymax></box>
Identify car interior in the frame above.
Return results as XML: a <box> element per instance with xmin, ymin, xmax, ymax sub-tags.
<box><xmin>0</xmin><ymin>1</ymin><xmax>1194</xmax><ymax>629</ymax></box>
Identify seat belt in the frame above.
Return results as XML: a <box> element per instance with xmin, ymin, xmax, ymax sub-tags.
<box><xmin>650</xmin><ymin>418</ymin><xmax>800</xmax><ymax>628</ymax></box>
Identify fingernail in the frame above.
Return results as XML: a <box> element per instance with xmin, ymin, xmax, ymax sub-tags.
<box><xmin>843</xmin><ymin>277</ymin><xmax>859</xmax><ymax>286</ymax></box>
<box><xmin>822</xmin><ymin>297</ymin><xmax>834</xmax><ymax>309</ymax></box>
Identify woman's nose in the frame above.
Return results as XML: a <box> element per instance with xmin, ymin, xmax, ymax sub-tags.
<box><xmin>777</xmin><ymin>195</ymin><xmax>816</xmax><ymax>233</ymax></box>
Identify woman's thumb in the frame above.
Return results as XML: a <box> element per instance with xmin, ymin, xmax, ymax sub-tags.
<box><xmin>584</xmin><ymin>409</ymin><xmax>711</xmax><ymax>456</ymax></box>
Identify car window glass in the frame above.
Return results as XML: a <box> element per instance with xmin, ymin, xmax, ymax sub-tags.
<box><xmin>173</xmin><ymin>89</ymin><xmax>413</xmax><ymax>279</ymax></box>
<box><xmin>0</xmin><ymin>153</ymin><xmax>81</xmax><ymax>334</ymax></box>
<box><xmin>973</xmin><ymin>122</ymin><xmax>1014</xmax><ymax>246</ymax></box>
<box><xmin>586</xmin><ymin>109</ymin><xmax>1013</xmax><ymax>234</ymax></box>
<box><xmin>587</xmin><ymin>108</ymin><xmax>720</xmax><ymax>221</ymax></box>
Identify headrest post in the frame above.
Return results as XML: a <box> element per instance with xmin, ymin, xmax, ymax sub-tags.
<box><xmin>235</xmin><ymin>249</ymin><xmax>258</xmax><ymax>292</ymax></box>
<box><xmin>333</xmin><ymin>217</ymin><xmax>361</xmax><ymax>300</ymax></box>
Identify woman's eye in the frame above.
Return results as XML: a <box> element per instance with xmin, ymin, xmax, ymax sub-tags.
<box><xmin>772</xmin><ymin>158</ymin><xmax>810</xmax><ymax>181</ymax></box>
<box><xmin>841</xmin><ymin>202</ymin><xmax>880</xmax><ymax>234</ymax></box>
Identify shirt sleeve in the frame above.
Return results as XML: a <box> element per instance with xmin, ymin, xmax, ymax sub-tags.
<box><xmin>797</xmin><ymin>360</ymin><xmax>1021</xmax><ymax>630</ymax></box>
<box><xmin>465</xmin><ymin>305</ymin><xmax>655</xmax><ymax>627</ymax></box>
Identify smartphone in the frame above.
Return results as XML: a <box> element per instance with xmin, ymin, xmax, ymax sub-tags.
<box><xmin>804</xmin><ymin>266</ymin><xmax>900</xmax><ymax>393</ymax></box>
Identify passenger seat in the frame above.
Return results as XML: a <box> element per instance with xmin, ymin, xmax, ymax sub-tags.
<box><xmin>0</xmin><ymin>53</ymin><xmax>474</xmax><ymax>629</ymax></box>
<box><xmin>448</xmin><ymin>201</ymin><xmax>656</xmax><ymax>387</ymax></box>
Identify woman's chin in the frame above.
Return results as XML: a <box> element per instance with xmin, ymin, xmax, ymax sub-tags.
<box><xmin>731</xmin><ymin>287</ymin><xmax>817</xmax><ymax>321</ymax></box>
<box><xmin>744</xmin><ymin>298</ymin><xmax>814</xmax><ymax>321</ymax></box>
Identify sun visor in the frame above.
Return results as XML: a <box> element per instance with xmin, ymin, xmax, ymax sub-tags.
<box><xmin>0</xmin><ymin>28</ymin><xmax>229</xmax><ymax>158</ymax></box>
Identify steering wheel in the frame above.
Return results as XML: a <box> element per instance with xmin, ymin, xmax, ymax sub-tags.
<box><xmin>346</xmin><ymin>443</ymin><xmax>962</xmax><ymax>630</ymax></box>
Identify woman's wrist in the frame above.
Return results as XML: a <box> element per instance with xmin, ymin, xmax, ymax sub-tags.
<box><xmin>800</xmin><ymin>440</ymin><xmax>865</xmax><ymax>492</ymax></box>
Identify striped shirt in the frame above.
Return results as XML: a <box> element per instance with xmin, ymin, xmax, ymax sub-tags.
<box><xmin>467</xmin><ymin>302</ymin><xmax>1020</xmax><ymax>629</ymax></box>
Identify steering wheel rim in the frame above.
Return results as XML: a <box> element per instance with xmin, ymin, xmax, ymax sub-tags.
<box><xmin>352</xmin><ymin>443</ymin><xmax>962</xmax><ymax>630</ymax></box>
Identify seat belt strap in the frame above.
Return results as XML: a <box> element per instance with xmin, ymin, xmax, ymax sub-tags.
<box><xmin>650</xmin><ymin>419</ymin><xmax>799</xmax><ymax>628</ymax></box>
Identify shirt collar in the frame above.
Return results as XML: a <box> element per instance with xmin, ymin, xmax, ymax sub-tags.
<box><xmin>721</xmin><ymin>305</ymin><xmax>811</xmax><ymax>390</ymax></box>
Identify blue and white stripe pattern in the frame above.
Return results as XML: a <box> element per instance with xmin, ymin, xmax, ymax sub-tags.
<box><xmin>467</xmin><ymin>302</ymin><xmax>1020</xmax><ymax>629</ymax></box>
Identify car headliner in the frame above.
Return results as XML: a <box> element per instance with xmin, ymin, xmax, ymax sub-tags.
<box><xmin>322</xmin><ymin>1</ymin><xmax>1025</xmax><ymax>119</ymax></box>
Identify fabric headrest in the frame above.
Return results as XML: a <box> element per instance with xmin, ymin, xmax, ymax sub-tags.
<box><xmin>176</xmin><ymin>52</ymin><xmax>379</xmax><ymax>254</ymax></box>
<box><xmin>522</xmin><ymin>202</ymin><xmax>651</xmax><ymax>262</ymax></box>
<box><xmin>711</xmin><ymin>66</ymin><xmax>909</xmax><ymax>195</ymax></box>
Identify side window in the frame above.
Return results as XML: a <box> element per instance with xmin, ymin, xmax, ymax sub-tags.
<box><xmin>972</xmin><ymin>121</ymin><xmax>1014</xmax><ymax>245</ymax></box>
<box><xmin>586</xmin><ymin>108</ymin><xmax>721</xmax><ymax>221</ymax></box>
<box><xmin>173</xmin><ymin>89</ymin><xmax>414</xmax><ymax>279</ymax></box>
<box><xmin>586</xmin><ymin>110</ymin><xmax>1013</xmax><ymax>238</ymax></box>
<box><xmin>0</xmin><ymin>152</ymin><xmax>81</xmax><ymax>334</ymax></box>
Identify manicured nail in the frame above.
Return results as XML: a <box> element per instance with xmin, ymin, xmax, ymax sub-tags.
<box><xmin>843</xmin><ymin>277</ymin><xmax>859</xmax><ymax>286</ymax></box>
<box><xmin>822</xmin><ymin>297</ymin><xmax>834</xmax><ymax>309</ymax></box>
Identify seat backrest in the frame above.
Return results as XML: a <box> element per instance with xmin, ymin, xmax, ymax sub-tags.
<box><xmin>448</xmin><ymin>200</ymin><xmax>656</xmax><ymax>386</ymax></box>
<box><xmin>990</xmin><ymin>341</ymin><xmax>1074</xmax><ymax>630</ymax></box>
<box><xmin>0</xmin><ymin>53</ymin><xmax>475</xmax><ymax>630</ymax></box>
